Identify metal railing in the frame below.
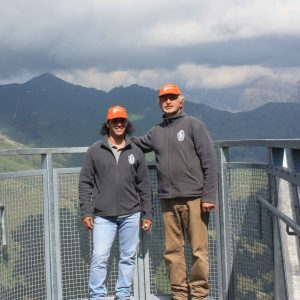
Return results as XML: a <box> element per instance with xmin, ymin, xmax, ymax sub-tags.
<box><xmin>216</xmin><ymin>139</ymin><xmax>300</xmax><ymax>300</ymax></box>
<box><xmin>0</xmin><ymin>139</ymin><xmax>299</xmax><ymax>300</ymax></box>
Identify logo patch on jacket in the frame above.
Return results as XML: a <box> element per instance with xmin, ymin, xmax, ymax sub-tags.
<box><xmin>177</xmin><ymin>130</ymin><xmax>185</xmax><ymax>142</ymax></box>
<box><xmin>128</xmin><ymin>154</ymin><xmax>135</xmax><ymax>164</ymax></box>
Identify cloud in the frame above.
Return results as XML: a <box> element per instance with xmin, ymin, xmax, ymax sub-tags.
<box><xmin>142</xmin><ymin>1</ymin><xmax>300</xmax><ymax>46</ymax></box>
<box><xmin>176</xmin><ymin>64</ymin><xmax>273</xmax><ymax>89</ymax></box>
<box><xmin>57</xmin><ymin>64</ymin><xmax>300</xmax><ymax>92</ymax></box>
<box><xmin>1</xmin><ymin>0</ymin><xmax>300</xmax><ymax>88</ymax></box>
<box><xmin>2</xmin><ymin>0</ymin><xmax>300</xmax><ymax>49</ymax></box>
<box><xmin>57</xmin><ymin>68</ymin><xmax>166</xmax><ymax>91</ymax></box>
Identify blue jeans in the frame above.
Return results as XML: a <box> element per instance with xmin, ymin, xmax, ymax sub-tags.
<box><xmin>89</xmin><ymin>212</ymin><xmax>140</xmax><ymax>300</ymax></box>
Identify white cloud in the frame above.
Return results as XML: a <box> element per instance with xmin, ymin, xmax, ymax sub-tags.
<box><xmin>1</xmin><ymin>0</ymin><xmax>300</xmax><ymax>84</ymax></box>
<box><xmin>57</xmin><ymin>68</ymin><xmax>137</xmax><ymax>91</ymax></box>
<box><xmin>269</xmin><ymin>68</ymin><xmax>300</xmax><ymax>83</ymax></box>
<box><xmin>57</xmin><ymin>64</ymin><xmax>300</xmax><ymax>92</ymax></box>
<box><xmin>57</xmin><ymin>68</ymin><xmax>169</xmax><ymax>91</ymax></box>
<box><xmin>144</xmin><ymin>0</ymin><xmax>300</xmax><ymax>46</ymax></box>
<box><xmin>1</xmin><ymin>0</ymin><xmax>300</xmax><ymax>50</ymax></box>
<box><xmin>176</xmin><ymin>64</ymin><xmax>273</xmax><ymax>89</ymax></box>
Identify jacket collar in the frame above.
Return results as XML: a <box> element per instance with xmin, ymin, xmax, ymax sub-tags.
<box><xmin>101</xmin><ymin>135</ymin><xmax>132</xmax><ymax>149</ymax></box>
<box><xmin>162</xmin><ymin>110</ymin><xmax>186</xmax><ymax>124</ymax></box>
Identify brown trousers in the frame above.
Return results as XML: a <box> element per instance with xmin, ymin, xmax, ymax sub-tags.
<box><xmin>161</xmin><ymin>198</ymin><xmax>209</xmax><ymax>300</ymax></box>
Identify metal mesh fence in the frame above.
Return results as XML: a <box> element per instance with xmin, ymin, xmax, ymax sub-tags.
<box><xmin>55</xmin><ymin>166</ymin><xmax>220</xmax><ymax>299</ymax></box>
<box><xmin>146</xmin><ymin>167</ymin><xmax>220</xmax><ymax>299</ymax></box>
<box><xmin>207</xmin><ymin>211</ymin><xmax>219</xmax><ymax>300</ymax></box>
<box><xmin>56</xmin><ymin>170</ymin><xmax>132</xmax><ymax>300</ymax></box>
<box><xmin>0</xmin><ymin>172</ymin><xmax>46</xmax><ymax>300</ymax></box>
<box><xmin>226</xmin><ymin>167</ymin><xmax>274</xmax><ymax>300</ymax></box>
<box><xmin>0</xmin><ymin>164</ymin><xmax>276</xmax><ymax>300</ymax></box>
<box><xmin>56</xmin><ymin>171</ymin><xmax>91</xmax><ymax>299</ymax></box>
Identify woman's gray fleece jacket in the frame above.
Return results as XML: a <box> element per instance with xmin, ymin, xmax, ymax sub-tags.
<box><xmin>79</xmin><ymin>136</ymin><xmax>153</xmax><ymax>220</ymax></box>
<box><xmin>132</xmin><ymin>111</ymin><xmax>218</xmax><ymax>203</ymax></box>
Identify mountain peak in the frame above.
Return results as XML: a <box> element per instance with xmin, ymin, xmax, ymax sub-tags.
<box><xmin>24</xmin><ymin>73</ymin><xmax>70</xmax><ymax>87</ymax></box>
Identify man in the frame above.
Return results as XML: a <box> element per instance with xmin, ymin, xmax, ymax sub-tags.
<box><xmin>132</xmin><ymin>83</ymin><xmax>217</xmax><ymax>300</ymax></box>
<box><xmin>79</xmin><ymin>105</ymin><xmax>153</xmax><ymax>300</ymax></box>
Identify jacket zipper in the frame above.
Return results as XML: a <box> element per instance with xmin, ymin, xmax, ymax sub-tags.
<box><xmin>167</xmin><ymin>122</ymin><xmax>172</xmax><ymax>198</ymax></box>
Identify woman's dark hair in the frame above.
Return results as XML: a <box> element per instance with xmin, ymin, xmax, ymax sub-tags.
<box><xmin>99</xmin><ymin>121</ymin><xmax>134</xmax><ymax>136</ymax></box>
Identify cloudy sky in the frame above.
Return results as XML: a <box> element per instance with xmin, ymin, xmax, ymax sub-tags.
<box><xmin>1</xmin><ymin>0</ymin><xmax>300</xmax><ymax>92</ymax></box>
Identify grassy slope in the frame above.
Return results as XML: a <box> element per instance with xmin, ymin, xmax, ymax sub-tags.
<box><xmin>0</xmin><ymin>133</ymin><xmax>41</xmax><ymax>172</ymax></box>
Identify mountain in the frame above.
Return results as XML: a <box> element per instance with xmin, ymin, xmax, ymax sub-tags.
<box><xmin>236</xmin><ymin>78</ymin><xmax>300</xmax><ymax>111</ymax></box>
<box><xmin>0</xmin><ymin>73</ymin><xmax>299</xmax><ymax>149</ymax></box>
<box><xmin>0</xmin><ymin>74</ymin><xmax>161</xmax><ymax>147</ymax></box>
<box><xmin>186</xmin><ymin>78</ymin><xmax>300</xmax><ymax>112</ymax></box>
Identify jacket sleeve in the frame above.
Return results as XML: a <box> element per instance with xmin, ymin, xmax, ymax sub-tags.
<box><xmin>192</xmin><ymin>121</ymin><xmax>218</xmax><ymax>203</ymax></box>
<box><xmin>78</xmin><ymin>148</ymin><xmax>95</xmax><ymax>220</ymax></box>
<box><xmin>136</xmin><ymin>152</ymin><xmax>154</xmax><ymax>220</ymax></box>
<box><xmin>132</xmin><ymin>130</ymin><xmax>154</xmax><ymax>153</ymax></box>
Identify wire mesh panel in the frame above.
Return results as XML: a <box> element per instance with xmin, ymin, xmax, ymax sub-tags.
<box><xmin>207</xmin><ymin>210</ymin><xmax>219</xmax><ymax>300</ymax></box>
<box><xmin>146</xmin><ymin>167</ymin><xmax>169</xmax><ymax>297</ymax></box>
<box><xmin>55</xmin><ymin>169</ymin><xmax>127</xmax><ymax>300</ymax></box>
<box><xmin>2</xmin><ymin>143</ymin><xmax>299</xmax><ymax>300</ymax></box>
<box><xmin>226</xmin><ymin>167</ymin><xmax>274</xmax><ymax>300</ymax></box>
<box><xmin>0</xmin><ymin>172</ymin><xmax>46</xmax><ymax>300</ymax></box>
<box><xmin>146</xmin><ymin>167</ymin><xmax>220</xmax><ymax>299</ymax></box>
<box><xmin>55</xmin><ymin>170</ymin><xmax>91</xmax><ymax>299</ymax></box>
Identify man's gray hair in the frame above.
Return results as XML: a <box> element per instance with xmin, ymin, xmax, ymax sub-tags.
<box><xmin>179</xmin><ymin>95</ymin><xmax>185</xmax><ymax>102</ymax></box>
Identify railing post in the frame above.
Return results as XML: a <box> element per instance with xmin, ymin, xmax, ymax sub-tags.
<box><xmin>135</xmin><ymin>231</ymin><xmax>148</xmax><ymax>300</ymax></box>
<box><xmin>0</xmin><ymin>204</ymin><xmax>8</xmax><ymax>263</ymax></box>
<box><xmin>289</xmin><ymin>149</ymin><xmax>300</xmax><ymax>231</ymax></box>
<box><xmin>41</xmin><ymin>153</ymin><xmax>62</xmax><ymax>300</ymax></box>
<box><xmin>284</xmin><ymin>148</ymin><xmax>300</xmax><ymax>298</ymax></box>
<box><xmin>217</xmin><ymin>145</ymin><xmax>230</xmax><ymax>300</ymax></box>
<box><xmin>268</xmin><ymin>147</ymin><xmax>288</xmax><ymax>300</ymax></box>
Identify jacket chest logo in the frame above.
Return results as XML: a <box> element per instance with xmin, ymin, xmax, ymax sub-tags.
<box><xmin>177</xmin><ymin>130</ymin><xmax>185</xmax><ymax>142</ymax></box>
<box><xmin>128</xmin><ymin>154</ymin><xmax>135</xmax><ymax>164</ymax></box>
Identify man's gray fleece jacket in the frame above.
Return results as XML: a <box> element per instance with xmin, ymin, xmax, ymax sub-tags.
<box><xmin>133</xmin><ymin>111</ymin><xmax>218</xmax><ymax>203</ymax></box>
<box><xmin>79</xmin><ymin>136</ymin><xmax>153</xmax><ymax>220</ymax></box>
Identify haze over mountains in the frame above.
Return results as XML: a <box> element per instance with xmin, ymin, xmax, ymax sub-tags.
<box><xmin>186</xmin><ymin>78</ymin><xmax>300</xmax><ymax>111</ymax></box>
<box><xmin>0</xmin><ymin>73</ymin><xmax>299</xmax><ymax>148</ymax></box>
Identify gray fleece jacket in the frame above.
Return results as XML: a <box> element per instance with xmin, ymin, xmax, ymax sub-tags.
<box><xmin>132</xmin><ymin>111</ymin><xmax>218</xmax><ymax>203</ymax></box>
<box><xmin>79</xmin><ymin>136</ymin><xmax>153</xmax><ymax>220</ymax></box>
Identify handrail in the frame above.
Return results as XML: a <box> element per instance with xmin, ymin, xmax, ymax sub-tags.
<box><xmin>257</xmin><ymin>195</ymin><xmax>300</xmax><ymax>237</ymax></box>
<box><xmin>215</xmin><ymin>139</ymin><xmax>300</xmax><ymax>149</ymax></box>
<box><xmin>0</xmin><ymin>147</ymin><xmax>88</xmax><ymax>156</ymax></box>
<box><xmin>0</xmin><ymin>139</ymin><xmax>299</xmax><ymax>157</ymax></box>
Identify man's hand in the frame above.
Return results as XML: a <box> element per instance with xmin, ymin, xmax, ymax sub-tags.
<box><xmin>83</xmin><ymin>216</ymin><xmax>94</xmax><ymax>230</ymax></box>
<box><xmin>142</xmin><ymin>219</ymin><xmax>153</xmax><ymax>231</ymax></box>
<box><xmin>201</xmin><ymin>202</ymin><xmax>215</xmax><ymax>213</ymax></box>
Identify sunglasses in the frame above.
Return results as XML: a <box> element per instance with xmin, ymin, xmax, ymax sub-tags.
<box><xmin>109</xmin><ymin>118</ymin><xmax>128</xmax><ymax>124</ymax></box>
<box><xmin>159</xmin><ymin>94</ymin><xmax>179</xmax><ymax>101</ymax></box>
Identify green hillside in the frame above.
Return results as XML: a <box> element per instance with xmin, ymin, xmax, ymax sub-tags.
<box><xmin>0</xmin><ymin>133</ymin><xmax>81</xmax><ymax>172</ymax></box>
<box><xmin>0</xmin><ymin>134</ymin><xmax>40</xmax><ymax>172</ymax></box>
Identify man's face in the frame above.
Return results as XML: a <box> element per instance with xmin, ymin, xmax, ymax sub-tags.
<box><xmin>159</xmin><ymin>94</ymin><xmax>183</xmax><ymax>117</ymax></box>
<box><xmin>107</xmin><ymin>118</ymin><xmax>128</xmax><ymax>137</ymax></box>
